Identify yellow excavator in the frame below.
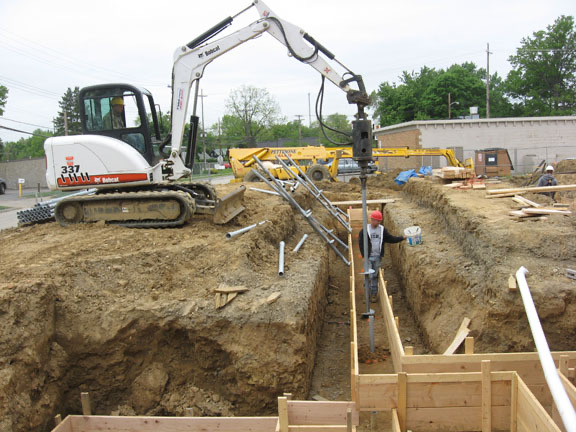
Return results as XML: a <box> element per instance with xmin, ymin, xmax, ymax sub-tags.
<box><xmin>229</xmin><ymin>146</ymin><xmax>474</xmax><ymax>182</ymax></box>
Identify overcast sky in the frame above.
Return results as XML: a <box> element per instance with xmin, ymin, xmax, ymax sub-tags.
<box><xmin>0</xmin><ymin>0</ymin><xmax>574</xmax><ymax>143</ymax></box>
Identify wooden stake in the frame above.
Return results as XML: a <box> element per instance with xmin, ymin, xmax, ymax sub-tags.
<box><xmin>397</xmin><ymin>372</ymin><xmax>407</xmax><ymax>432</ymax></box>
<box><xmin>54</xmin><ymin>414</ymin><xmax>62</xmax><ymax>425</ymax></box>
<box><xmin>395</xmin><ymin>316</ymin><xmax>399</xmax><ymax>329</ymax></box>
<box><xmin>559</xmin><ymin>354</ymin><xmax>570</xmax><ymax>377</ymax></box>
<box><xmin>185</xmin><ymin>407</ymin><xmax>195</xmax><ymax>417</ymax></box>
<box><xmin>508</xmin><ymin>274</ymin><xmax>517</xmax><ymax>291</ymax></box>
<box><xmin>465</xmin><ymin>337</ymin><xmax>475</xmax><ymax>354</ymax></box>
<box><xmin>510</xmin><ymin>373</ymin><xmax>518</xmax><ymax>432</ymax></box>
<box><xmin>278</xmin><ymin>397</ymin><xmax>289</xmax><ymax>432</ymax></box>
<box><xmin>389</xmin><ymin>295</ymin><xmax>393</xmax><ymax>310</ymax></box>
<box><xmin>481</xmin><ymin>360</ymin><xmax>491</xmax><ymax>432</ymax></box>
<box><xmin>347</xmin><ymin>408</ymin><xmax>353</xmax><ymax>432</ymax></box>
<box><xmin>405</xmin><ymin>346</ymin><xmax>414</xmax><ymax>356</ymax></box>
<box><xmin>81</xmin><ymin>392</ymin><xmax>91</xmax><ymax>416</ymax></box>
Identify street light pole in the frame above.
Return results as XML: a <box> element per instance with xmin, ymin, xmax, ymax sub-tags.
<box><xmin>448</xmin><ymin>93</ymin><xmax>459</xmax><ymax>119</ymax></box>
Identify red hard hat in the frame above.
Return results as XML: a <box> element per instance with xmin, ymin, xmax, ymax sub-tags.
<box><xmin>370</xmin><ymin>210</ymin><xmax>383</xmax><ymax>221</ymax></box>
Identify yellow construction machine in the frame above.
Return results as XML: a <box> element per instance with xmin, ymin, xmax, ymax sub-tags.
<box><xmin>229</xmin><ymin>146</ymin><xmax>474</xmax><ymax>182</ymax></box>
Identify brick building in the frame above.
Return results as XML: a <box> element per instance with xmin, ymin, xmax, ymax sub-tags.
<box><xmin>373</xmin><ymin>116</ymin><xmax>576</xmax><ymax>174</ymax></box>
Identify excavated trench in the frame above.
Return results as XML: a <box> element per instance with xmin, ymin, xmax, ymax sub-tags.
<box><xmin>1</xmin><ymin>176</ymin><xmax>575</xmax><ymax>432</ymax></box>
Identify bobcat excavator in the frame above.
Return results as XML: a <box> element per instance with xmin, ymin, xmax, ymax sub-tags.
<box><xmin>44</xmin><ymin>0</ymin><xmax>371</xmax><ymax>228</ymax></box>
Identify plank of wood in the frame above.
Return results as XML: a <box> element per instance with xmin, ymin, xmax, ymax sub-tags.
<box><xmin>331</xmin><ymin>199</ymin><xmax>396</xmax><ymax>206</ymax></box>
<box><xmin>214</xmin><ymin>285</ymin><xmax>249</xmax><ymax>293</ymax></box>
<box><xmin>482</xmin><ymin>360</ymin><xmax>492</xmax><ymax>432</ymax></box>
<box><xmin>522</xmin><ymin>207</ymin><xmax>572</xmax><ymax>215</ymax></box>
<box><xmin>465</xmin><ymin>337</ymin><xmax>475</xmax><ymax>354</ymax></box>
<box><xmin>225</xmin><ymin>292</ymin><xmax>238</xmax><ymax>305</ymax></box>
<box><xmin>397</xmin><ymin>372</ymin><xmax>407</xmax><ymax>432</ymax></box>
<box><xmin>279</xmin><ymin>397</ymin><xmax>289</xmax><ymax>432</ymax></box>
<box><xmin>266</xmin><ymin>292</ymin><xmax>282</xmax><ymax>304</ymax></box>
<box><xmin>443</xmin><ymin>317</ymin><xmax>471</xmax><ymax>355</ymax></box>
<box><xmin>513</xmin><ymin>195</ymin><xmax>542</xmax><ymax>208</ymax></box>
<box><xmin>288</xmin><ymin>401</ymin><xmax>358</xmax><ymax>426</ymax></box>
<box><xmin>81</xmin><ymin>392</ymin><xmax>91</xmax><ymax>416</ymax></box>
<box><xmin>487</xmin><ymin>184</ymin><xmax>576</xmax><ymax>196</ymax></box>
<box><xmin>516</xmin><ymin>379</ymin><xmax>561</xmax><ymax>432</ymax></box>
<box><xmin>68</xmin><ymin>415</ymin><xmax>280</xmax><ymax>432</ymax></box>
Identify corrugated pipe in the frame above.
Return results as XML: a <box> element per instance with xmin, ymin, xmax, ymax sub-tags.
<box><xmin>225</xmin><ymin>220</ymin><xmax>269</xmax><ymax>240</ymax></box>
<box><xmin>293</xmin><ymin>234</ymin><xmax>308</xmax><ymax>253</ymax></box>
<box><xmin>278</xmin><ymin>241</ymin><xmax>285</xmax><ymax>276</ymax></box>
<box><xmin>515</xmin><ymin>266</ymin><xmax>576</xmax><ymax>432</ymax></box>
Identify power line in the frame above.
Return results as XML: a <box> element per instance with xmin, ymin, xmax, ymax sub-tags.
<box><xmin>0</xmin><ymin>117</ymin><xmax>52</xmax><ymax>130</ymax></box>
<box><xmin>0</xmin><ymin>125</ymin><xmax>51</xmax><ymax>138</ymax></box>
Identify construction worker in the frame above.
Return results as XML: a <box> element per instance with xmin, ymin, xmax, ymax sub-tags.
<box><xmin>537</xmin><ymin>165</ymin><xmax>558</xmax><ymax>199</ymax></box>
<box><xmin>102</xmin><ymin>97</ymin><xmax>126</xmax><ymax>129</ymax></box>
<box><xmin>358</xmin><ymin>210</ymin><xmax>406</xmax><ymax>302</ymax></box>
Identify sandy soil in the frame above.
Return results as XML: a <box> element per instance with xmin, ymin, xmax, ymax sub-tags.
<box><xmin>0</xmin><ymin>164</ymin><xmax>575</xmax><ymax>432</ymax></box>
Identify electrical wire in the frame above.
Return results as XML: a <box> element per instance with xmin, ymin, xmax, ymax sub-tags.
<box><xmin>0</xmin><ymin>117</ymin><xmax>52</xmax><ymax>130</ymax></box>
<box><xmin>0</xmin><ymin>125</ymin><xmax>50</xmax><ymax>138</ymax></box>
<box><xmin>314</xmin><ymin>76</ymin><xmax>352</xmax><ymax>146</ymax></box>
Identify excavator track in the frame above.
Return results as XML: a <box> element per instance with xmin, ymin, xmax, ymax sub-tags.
<box><xmin>54</xmin><ymin>190</ymin><xmax>195</xmax><ymax>228</ymax></box>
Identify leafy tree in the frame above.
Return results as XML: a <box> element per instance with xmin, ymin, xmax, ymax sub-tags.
<box><xmin>505</xmin><ymin>15</ymin><xmax>576</xmax><ymax>115</ymax></box>
<box><xmin>1</xmin><ymin>129</ymin><xmax>52</xmax><ymax>161</ymax></box>
<box><xmin>373</xmin><ymin>63</ymin><xmax>513</xmax><ymax>126</ymax></box>
<box><xmin>224</xmin><ymin>85</ymin><xmax>282</xmax><ymax>147</ymax></box>
<box><xmin>318</xmin><ymin>113</ymin><xmax>352</xmax><ymax>145</ymax></box>
<box><xmin>53</xmin><ymin>87</ymin><xmax>82</xmax><ymax>135</ymax></box>
<box><xmin>0</xmin><ymin>84</ymin><xmax>7</xmax><ymax>116</ymax></box>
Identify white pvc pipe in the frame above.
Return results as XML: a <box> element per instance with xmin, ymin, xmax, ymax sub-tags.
<box><xmin>278</xmin><ymin>241</ymin><xmax>285</xmax><ymax>276</ymax></box>
<box><xmin>292</xmin><ymin>234</ymin><xmax>308</xmax><ymax>253</ymax></box>
<box><xmin>515</xmin><ymin>266</ymin><xmax>576</xmax><ymax>432</ymax></box>
<box><xmin>248</xmin><ymin>187</ymin><xmax>280</xmax><ymax>196</ymax></box>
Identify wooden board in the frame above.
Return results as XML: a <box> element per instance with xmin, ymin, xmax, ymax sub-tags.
<box><xmin>67</xmin><ymin>415</ymin><xmax>280</xmax><ymax>432</ymax></box>
<box><xmin>443</xmin><ymin>317</ymin><xmax>471</xmax><ymax>355</ymax></box>
<box><xmin>287</xmin><ymin>401</ymin><xmax>359</xmax><ymax>426</ymax></box>
<box><xmin>516</xmin><ymin>379</ymin><xmax>561</xmax><ymax>432</ymax></box>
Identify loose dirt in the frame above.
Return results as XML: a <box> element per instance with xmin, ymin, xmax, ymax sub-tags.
<box><xmin>0</xmin><ymin>166</ymin><xmax>575</xmax><ymax>432</ymax></box>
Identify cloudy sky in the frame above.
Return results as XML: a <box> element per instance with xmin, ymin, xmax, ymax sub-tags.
<box><xmin>0</xmin><ymin>0</ymin><xmax>574</xmax><ymax>143</ymax></box>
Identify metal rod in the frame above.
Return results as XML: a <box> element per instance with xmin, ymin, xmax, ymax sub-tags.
<box><xmin>293</xmin><ymin>234</ymin><xmax>309</xmax><ymax>252</ymax></box>
<box><xmin>248</xmin><ymin>187</ymin><xmax>280</xmax><ymax>196</ymax></box>
<box><xmin>515</xmin><ymin>267</ymin><xmax>576</xmax><ymax>432</ymax></box>
<box><xmin>278</xmin><ymin>241</ymin><xmax>285</xmax><ymax>276</ymax></box>
<box><xmin>361</xmin><ymin>169</ymin><xmax>371</xmax><ymax>314</ymax></box>
<box><xmin>225</xmin><ymin>220</ymin><xmax>268</xmax><ymax>239</ymax></box>
<box><xmin>251</xmin><ymin>158</ymin><xmax>350</xmax><ymax>265</ymax></box>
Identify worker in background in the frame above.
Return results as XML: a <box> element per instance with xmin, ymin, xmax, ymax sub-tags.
<box><xmin>102</xmin><ymin>97</ymin><xmax>126</xmax><ymax>129</ymax></box>
<box><xmin>358</xmin><ymin>210</ymin><xmax>406</xmax><ymax>302</ymax></box>
<box><xmin>537</xmin><ymin>165</ymin><xmax>558</xmax><ymax>200</ymax></box>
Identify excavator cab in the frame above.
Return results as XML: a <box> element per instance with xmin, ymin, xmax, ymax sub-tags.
<box><xmin>79</xmin><ymin>84</ymin><xmax>162</xmax><ymax>165</ymax></box>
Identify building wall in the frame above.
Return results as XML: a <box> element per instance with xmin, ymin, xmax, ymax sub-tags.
<box><xmin>374</xmin><ymin>117</ymin><xmax>576</xmax><ymax>174</ymax></box>
<box><xmin>375</xmin><ymin>128</ymin><xmax>423</xmax><ymax>171</ymax></box>
<box><xmin>0</xmin><ymin>158</ymin><xmax>47</xmax><ymax>189</ymax></box>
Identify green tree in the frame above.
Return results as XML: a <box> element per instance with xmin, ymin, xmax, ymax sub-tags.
<box><xmin>1</xmin><ymin>129</ymin><xmax>52</xmax><ymax>161</ymax></box>
<box><xmin>53</xmin><ymin>87</ymin><xmax>82</xmax><ymax>135</ymax></box>
<box><xmin>225</xmin><ymin>85</ymin><xmax>282</xmax><ymax>146</ymax></box>
<box><xmin>0</xmin><ymin>84</ymin><xmax>7</xmax><ymax>116</ymax></box>
<box><xmin>373</xmin><ymin>63</ymin><xmax>513</xmax><ymax>126</ymax></box>
<box><xmin>505</xmin><ymin>15</ymin><xmax>576</xmax><ymax>115</ymax></box>
<box><xmin>319</xmin><ymin>113</ymin><xmax>352</xmax><ymax>145</ymax></box>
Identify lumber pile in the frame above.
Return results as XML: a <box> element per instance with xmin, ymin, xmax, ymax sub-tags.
<box><xmin>434</xmin><ymin>167</ymin><xmax>475</xmax><ymax>179</ymax></box>
<box><xmin>214</xmin><ymin>284</ymin><xmax>248</xmax><ymax>308</ymax></box>
<box><xmin>507</xmin><ymin>194</ymin><xmax>572</xmax><ymax>219</ymax></box>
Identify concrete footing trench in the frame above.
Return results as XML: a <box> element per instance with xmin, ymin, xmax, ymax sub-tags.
<box><xmin>0</xmin><ymin>171</ymin><xmax>575</xmax><ymax>431</ymax></box>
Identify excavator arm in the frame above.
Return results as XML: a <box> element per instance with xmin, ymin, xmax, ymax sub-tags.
<box><xmin>166</xmin><ymin>0</ymin><xmax>371</xmax><ymax>181</ymax></box>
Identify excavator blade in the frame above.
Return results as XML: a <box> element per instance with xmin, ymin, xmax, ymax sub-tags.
<box><xmin>213</xmin><ymin>185</ymin><xmax>246</xmax><ymax>224</ymax></box>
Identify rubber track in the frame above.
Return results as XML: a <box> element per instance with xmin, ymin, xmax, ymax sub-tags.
<box><xmin>55</xmin><ymin>190</ymin><xmax>195</xmax><ymax>228</ymax></box>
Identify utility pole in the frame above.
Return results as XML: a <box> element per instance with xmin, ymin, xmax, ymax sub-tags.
<box><xmin>308</xmin><ymin>93</ymin><xmax>312</xmax><ymax>127</ymax></box>
<box><xmin>486</xmin><ymin>43</ymin><xmax>492</xmax><ymax>118</ymax></box>
<box><xmin>199</xmin><ymin>89</ymin><xmax>208</xmax><ymax>172</ymax></box>
<box><xmin>295</xmin><ymin>114</ymin><xmax>304</xmax><ymax>144</ymax></box>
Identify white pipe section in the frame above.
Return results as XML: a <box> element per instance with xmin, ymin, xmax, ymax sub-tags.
<box><xmin>225</xmin><ymin>220</ymin><xmax>269</xmax><ymax>239</ymax></box>
<box><xmin>293</xmin><ymin>234</ymin><xmax>309</xmax><ymax>253</ymax></box>
<box><xmin>248</xmin><ymin>187</ymin><xmax>280</xmax><ymax>196</ymax></box>
<box><xmin>515</xmin><ymin>266</ymin><xmax>576</xmax><ymax>432</ymax></box>
<box><xmin>278</xmin><ymin>241</ymin><xmax>285</xmax><ymax>276</ymax></box>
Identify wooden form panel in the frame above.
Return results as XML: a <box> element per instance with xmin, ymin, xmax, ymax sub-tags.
<box><xmin>516</xmin><ymin>379</ymin><xmax>561</xmax><ymax>432</ymax></box>
<box><xmin>378</xmin><ymin>271</ymin><xmax>404</xmax><ymax>371</ymax></box>
<box><xmin>66</xmin><ymin>415</ymin><xmax>279</xmax><ymax>431</ymax></box>
<box><xmin>287</xmin><ymin>401</ymin><xmax>359</xmax><ymax>426</ymax></box>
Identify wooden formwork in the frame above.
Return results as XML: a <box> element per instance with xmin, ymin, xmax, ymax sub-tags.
<box><xmin>347</xmin><ymin>207</ymin><xmax>576</xmax><ymax>431</ymax></box>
